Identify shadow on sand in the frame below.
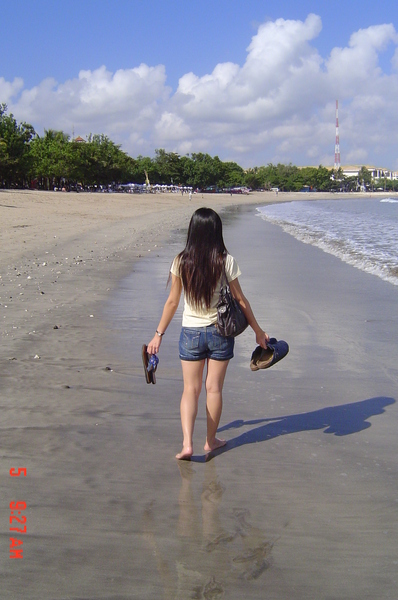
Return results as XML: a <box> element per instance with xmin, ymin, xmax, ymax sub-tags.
<box><xmin>192</xmin><ymin>396</ymin><xmax>395</xmax><ymax>463</ymax></box>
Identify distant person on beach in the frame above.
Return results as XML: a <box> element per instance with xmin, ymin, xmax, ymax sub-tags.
<box><xmin>147</xmin><ymin>208</ymin><xmax>269</xmax><ymax>459</ymax></box>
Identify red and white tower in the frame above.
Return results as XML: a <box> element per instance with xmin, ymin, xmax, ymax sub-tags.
<box><xmin>334</xmin><ymin>100</ymin><xmax>341</xmax><ymax>169</ymax></box>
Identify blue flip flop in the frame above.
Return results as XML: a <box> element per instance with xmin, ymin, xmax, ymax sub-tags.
<box><xmin>142</xmin><ymin>345</ymin><xmax>159</xmax><ymax>384</ymax></box>
<box><xmin>147</xmin><ymin>353</ymin><xmax>159</xmax><ymax>385</ymax></box>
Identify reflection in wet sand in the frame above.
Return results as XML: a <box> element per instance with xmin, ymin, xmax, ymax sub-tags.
<box><xmin>142</xmin><ymin>460</ymin><xmax>274</xmax><ymax>598</ymax></box>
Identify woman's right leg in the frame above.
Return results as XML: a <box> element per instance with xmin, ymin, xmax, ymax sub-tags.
<box><xmin>176</xmin><ymin>359</ymin><xmax>206</xmax><ymax>459</ymax></box>
<box><xmin>204</xmin><ymin>358</ymin><xmax>229</xmax><ymax>453</ymax></box>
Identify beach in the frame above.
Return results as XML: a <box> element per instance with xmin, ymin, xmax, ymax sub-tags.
<box><xmin>2</xmin><ymin>189</ymin><xmax>398</xmax><ymax>599</ymax></box>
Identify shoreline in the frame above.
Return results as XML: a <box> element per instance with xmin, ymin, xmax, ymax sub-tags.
<box><xmin>2</xmin><ymin>188</ymin><xmax>396</xmax><ymax>364</ymax></box>
<box><xmin>2</xmin><ymin>187</ymin><xmax>395</xmax><ymax>268</ymax></box>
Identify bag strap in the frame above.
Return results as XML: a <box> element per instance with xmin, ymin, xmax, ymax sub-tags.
<box><xmin>220</xmin><ymin>256</ymin><xmax>228</xmax><ymax>287</ymax></box>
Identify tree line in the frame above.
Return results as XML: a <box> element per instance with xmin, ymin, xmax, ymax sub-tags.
<box><xmin>1</xmin><ymin>104</ymin><xmax>397</xmax><ymax>192</ymax></box>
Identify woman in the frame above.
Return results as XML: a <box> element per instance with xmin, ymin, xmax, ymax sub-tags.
<box><xmin>147</xmin><ymin>208</ymin><xmax>269</xmax><ymax>459</ymax></box>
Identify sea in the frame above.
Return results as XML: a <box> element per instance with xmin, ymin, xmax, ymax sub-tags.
<box><xmin>256</xmin><ymin>196</ymin><xmax>398</xmax><ymax>287</ymax></box>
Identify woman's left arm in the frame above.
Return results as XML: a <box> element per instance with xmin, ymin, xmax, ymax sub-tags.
<box><xmin>147</xmin><ymin>274</ymin><xmax>182</xmax><ymax>354</ymax></box>
<box><xmin>229</xmin><ymin>277</ymin><xmax>269</xmax><ymax>349</ymax></box>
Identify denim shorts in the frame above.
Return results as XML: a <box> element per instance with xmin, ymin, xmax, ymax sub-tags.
<box><xmin>179</xmin><ymin>325</ymin><xmax>234</xmax><ymax>361</ymax></box>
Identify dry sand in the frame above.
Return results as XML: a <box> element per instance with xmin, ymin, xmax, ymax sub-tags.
<box><xmin>1</xmin><ymin>189</ymin><xmax>397</xmax><ymax>599</ymax></box>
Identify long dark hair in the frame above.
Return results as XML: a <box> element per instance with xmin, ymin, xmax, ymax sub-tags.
<box><xmin>177</xmin><ymin>208</ymin><xmax>227</xmax><ymax>309</ymax></box>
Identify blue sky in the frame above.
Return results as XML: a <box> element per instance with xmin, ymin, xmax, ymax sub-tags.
<box><xmin>2</xmin><ymin>0</ymin><xmax>398</xmax><ymax>169</ymax></box>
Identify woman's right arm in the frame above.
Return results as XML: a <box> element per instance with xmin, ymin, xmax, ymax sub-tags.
<box><xmin>229</xmin><ymin>277</ymin><xmax>269</xmax><ymax>349</ymax></box>
<box><xmin>147</xmin><ymin>274</ymin><xmax>182</xmax><ymax>354</ymax></box>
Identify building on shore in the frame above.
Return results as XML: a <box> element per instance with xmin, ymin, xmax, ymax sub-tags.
<box><xmin>340</xmin><ymin>165</ymin><xmax>398</xmax><ymax>180</ymax></box>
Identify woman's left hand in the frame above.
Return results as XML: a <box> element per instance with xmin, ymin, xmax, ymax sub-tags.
<box><xmin>147</xmin><ymin>335</ymin><xmax>162</xmax><ymax>355</ymax></box>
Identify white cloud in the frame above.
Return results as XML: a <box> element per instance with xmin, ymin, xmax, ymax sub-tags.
<box><xmin>154</xmin><ymin>111</ymin><xmax>191</xmax><ymax>141</ymax></box>
<box><xmin>4</xmin><ymin>15</ymin><xmax>398</xmax><ymax>168</ymax></box>
<box><xmin>0</xmin><ymin>77</ymin><xmax>24</xmax><ymax>106</ymax></box>
<box><xmin>172</xmin><ymin>14</ymin><xmax>323</xmax><ymax>124</ymax></box>
<box><xmin>9</xmin><ymin>65</ymin><xmax>170</xmax><ymax>150</ymax></box>
<box><xmin>325</xmin><ymin>24</ymin><xmax>398</xmax><ymax>96</ymax></box>
<box><xmin>392</xmin><ymin>48</ymin><xmax>398</xmax><ymax>71</ymax></box>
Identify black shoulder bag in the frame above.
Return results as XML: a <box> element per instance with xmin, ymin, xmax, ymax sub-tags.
<box><xmin>216</xmin><ymin>261</ymin><xmax>248</xmax><ymax>337</ymax></box>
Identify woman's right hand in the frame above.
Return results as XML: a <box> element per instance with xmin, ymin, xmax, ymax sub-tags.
<box><xmin>256</xmin><ymin>330</ymin><xmax>270</xmax><ymax>349</ymax></box>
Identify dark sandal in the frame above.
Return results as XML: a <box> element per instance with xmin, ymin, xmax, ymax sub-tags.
<box><xmin>142</xmin><ymin>344</ymin><xmax>151</xmax><ymax>384</ymax></box>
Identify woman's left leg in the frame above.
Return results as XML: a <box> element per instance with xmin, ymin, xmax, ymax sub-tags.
<box><xmin>204</xmin><ymin>359</ymin><xmax>229</xmax><ymax>452</ymax></box>
<box><xmin>176</xmin><ymin>359</ymin><xmax>206</xmax><ymax>460</ymax></box>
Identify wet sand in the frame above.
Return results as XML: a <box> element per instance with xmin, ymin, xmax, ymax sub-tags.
<box><xmin>2</xmin><ymin>190</ymin><xmax>398</xmax><ymax>599</ymax></box>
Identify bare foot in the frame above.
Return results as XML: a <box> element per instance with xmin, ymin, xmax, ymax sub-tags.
<box><xmin>176</xmin><ymin>446</ymin><xmax>193</xmax><ymax>460</ymax></box>
<box><xmin>204</xmin><ymin>438</ymin><xmax>226</xmax><ymax>453</ymax></box>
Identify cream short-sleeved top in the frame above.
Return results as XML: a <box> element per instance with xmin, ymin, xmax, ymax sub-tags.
<box><xmin>170</xmin><ymin>253</ymin><xmax>241</xmax><ymax>327</ymax></box>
